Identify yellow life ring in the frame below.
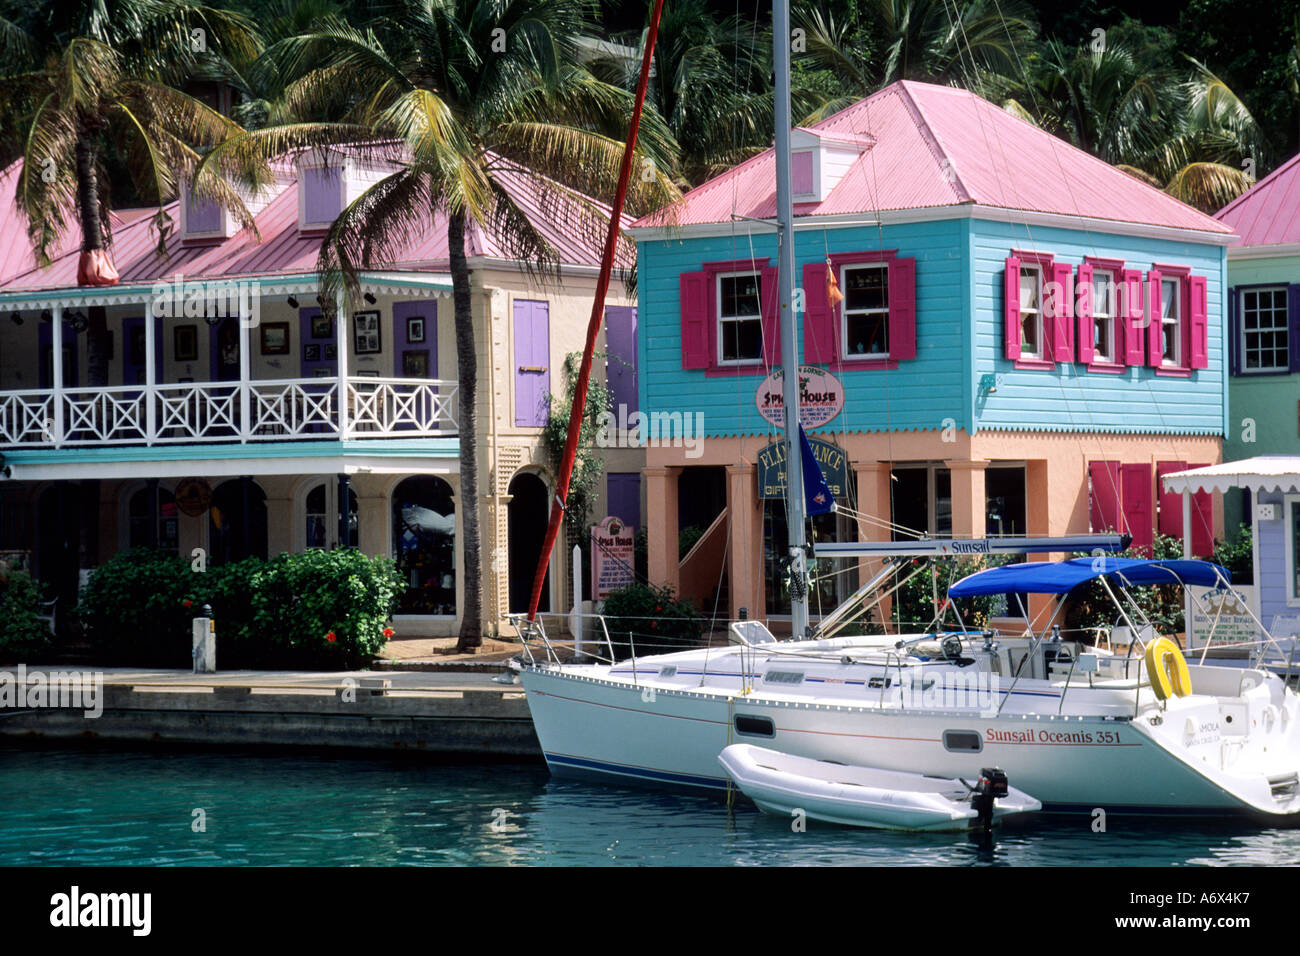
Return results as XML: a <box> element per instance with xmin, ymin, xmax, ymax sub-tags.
<box><xmin>1144</xmin><ymin>637</ymin><xmax>1192</xmax><ymax>701</ymax></box>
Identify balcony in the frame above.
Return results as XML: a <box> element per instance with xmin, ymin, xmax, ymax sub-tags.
<box><xmin>0</xmin><ymin>376</ymin><xmax>458</xmax><ymax>448</ymax></box>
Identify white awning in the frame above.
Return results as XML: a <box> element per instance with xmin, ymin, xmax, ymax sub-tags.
<box><xmin>1160</xmin><ymin>456</ymin><xmax>1300</xmax><ymax>495</ymax></box>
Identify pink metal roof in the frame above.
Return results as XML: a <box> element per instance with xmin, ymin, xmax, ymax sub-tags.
<box><xmin>636</xmin><ymin>80</ymin><xmax>1233</xmax><ymax>235</ymax></box>
<box><xmin>0</xmin><ymin>155</ymin><xmax>631</xmax><ymax>293</ymax></box>
<box><xmin>1215</xmin><ymin>151</ymin><xmax>1300</xmax><ymax>246</ymax></box>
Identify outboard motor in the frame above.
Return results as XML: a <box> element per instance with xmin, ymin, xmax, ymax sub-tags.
<box><xmin>970</xmin><ymin>767</ymin><xmax>1009</xmax><ymax>829</ymax></box>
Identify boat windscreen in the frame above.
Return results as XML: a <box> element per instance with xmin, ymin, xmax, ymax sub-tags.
<box><xmin>946</xmin><ymin>557</ymin><xmax>1231</xmax><ymax>598</ymax></box>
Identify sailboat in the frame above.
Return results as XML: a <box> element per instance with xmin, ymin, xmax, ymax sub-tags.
<box><xmin>513</xmin><ymin>0</ymin><xmax>1300</xmax><ymax>823</ymax></box>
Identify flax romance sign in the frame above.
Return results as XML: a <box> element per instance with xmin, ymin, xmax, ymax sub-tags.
<box><xmin>756</xmin><ymin>365</ymin><xmax>844</xmax><ymax>429</ymax></box>
<box><xmin>757</xmin><ymin>436</ymin><xmax>849</xmax><ymax>500</ymax></box>
<box><xmin>591</xmin><ymin>515</ymin><xmax>636</xmax><ymax>599</ymax></box>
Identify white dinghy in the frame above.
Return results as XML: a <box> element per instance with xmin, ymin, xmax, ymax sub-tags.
<box><xmin>718</xmin><ymin>744</ymin><xmax>1041</xmax><ymax>832</ymax></box>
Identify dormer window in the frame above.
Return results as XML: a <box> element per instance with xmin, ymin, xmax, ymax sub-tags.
<box><xmin>789</xmin><ymin>128</ymin><xmax>873</xmax><ymax>203</ymax></box>
<box><xmin>300</xmin><ymin>163</ymin><xmax>345</xmax><ymax>230</ymax></box>
<box><xmin>179</xmin><ymin>180</ymin><xmax>234</xmax><ymax>243</ymax></box>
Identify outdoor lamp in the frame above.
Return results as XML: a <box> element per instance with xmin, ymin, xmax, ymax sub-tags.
<box><xmin>9</xmin><ymin>313</ymin><xmax>21</xmax><ymax>326</ymax></box>
<box><xmin>364</xmin><ymin>292</ymin><xmax>377</xmax><ymax>305</ymax></box>
<box><xmin>286</xmin><ymin>296</ymin><xmax>299</xmax><ymax>308</ymax></box>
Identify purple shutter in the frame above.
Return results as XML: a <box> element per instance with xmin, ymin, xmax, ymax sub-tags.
<box><xmin>761</xmin><ymin>266</ymin><xmax>780</xmax><ymax>362</ymax></box>
<box><xmin>1146</xmin><ymin>269</ymin><xmax>1163</xmax><ymax>367</ymax></box>
<box><xmin>1290</xmin><ymin>285</ymin><xmax>1300</xmax><ymax>373</ymax></box>
<box><xmin>1089</xmin><ymin>460</ymin><xmax>1121</xmax><ymax>533</ymax></box>
<box><xmin>1229</xmin><ymin>286</ymin><xmax>1241</xmax><ymax>375</ymax></box>
<box><xmin>1004</xmin><ymin>256</ymin><xmax>1021</xmax><ymax>360</ymax></box>
<box><xmin>802</xmin><ymin>261</ymin><xmax>836</xmax><ymax>363</ymax></box>
<box><xmin>606</xmin><ymin>472</ymin><xmax>642</xmax><ymax>531</ymax></box>
<box><xmin>121</xmin><ymin>315</ymin><xmax>163</xmax><ymax>386</ymax></box>
<box><xmin>1076</xmin><ymin>263</ymin><xmax>1095</xmax><ymax>364</ymax></box>
<box><xmin>513</xmin><ymin>299</ymin><xmax>550</xmax><ymax>427</ymax></box>
<box><xmin>1188</xmin><ymin>274</ymin><xmax>1208</xmax><ymax>370</ymax></box>
<box><xmin>604</xmin><ymin>305</ymin><xmax>638</xmax><ymax>414</ymax></box>
<box><xmin>38</xmin><ymin>320</ymin><xmax>79</xmax><ymax>388</ymax></box>
<box><xmin>1050</xmin><ymin>261</ymin><xmax>1074</xmax><ymax>363</ymax></box>
<box><xmin>1121</xmin><ymin>269</ymin><xmax>1146</xmax><ymax>365</ymax></box>
<box><xmin>888</xmin><ymin>256</ymin><xmax>917</xmax><ymax>360</ymax></box>
<box><xmin>187</xmin><ymin>193</ymin><xmax>222</xmax><ymax>233</ymax></box>
<box><xmin>304</xmin><ymin>166</ymin><xmax>343</xmax><ymax>223</ymax></box>
<box><xmin>680</xmin><ymin>271</ymin><xmax>709</xmax><ymax>369</ymax></box>
<box><xmin>792</xmin><ymin>151</ymin><xmax>814</xmax><ymax>195</ymax></box>
<box><xmin>1120</xmin><ymin>462</ymin><xmax>1153</xmax><ymax>555</ymax></box>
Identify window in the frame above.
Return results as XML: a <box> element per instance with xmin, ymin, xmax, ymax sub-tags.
<box><xmin>1161</xmin><ymin>276</ymin><xmax>1181</xmax><ymax>366</ymax></box>
<box><xmin>942</xmin><ymin>730</ymin><xmax>983</xmax><ymax>753</ymax></box>
<box><xmin>717</xmin><ymin>272</ymin><xmax>763</xmax><ymax>364</ymax></box>
<box><xmin>1092</xmin><ymin>269</ymin><xmax>1116</xmax><ymax>363</ymax></box>
<box><xmin>128</xmin><ymin>487</ymin><xmax>179</xmax><ymax>555</ymax></box>
<box><xmin>392</xmin><ymin>476</ymin><xmax>456</xmax><ymax>615</ymax></box>
<box><xmin>985</xmin><ymin>466</ymin><xmax>1026</xmax><ymax>537</ymax></box>
<box><xmin>305</xmin><ymin>482</ymin><xmax>359</xmax><ymax>550</ymax></box>
<box><xmin>1241</xmin><ymin>287</ymin><xmax>1289</xmax><ymax>373</ymax></box>
<box><xmin>841</xmin><ymin>263</ymin><xmax>889</xmax><ymax>358</ymax></box>
<box><xmin>891</xmin><ymin>464</ymin><xmax>952</xmax><ymax>538</ymax></box>
<box><xmin>733</xmin><ymin>714</ymin><xmax>775</xmax><ymax>738</ymax></box>
<box><xmin>1018</xmin><ymin>264</ymin><xmax>1044</xmax><ymax>359</ymax></box>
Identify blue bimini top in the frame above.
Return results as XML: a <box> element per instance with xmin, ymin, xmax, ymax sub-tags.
<box><xmin>947</xmin><ymin>557</ymin><xmax>1231</xmax><ymax>598</ymax></box>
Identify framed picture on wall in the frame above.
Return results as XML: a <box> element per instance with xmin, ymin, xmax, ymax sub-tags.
<box><xmin>356</xmin><ymin>369</ymin><xmax>381</xmax><ymax>378</ymax></box>
<box><xmin>304</xmin><ymin>344</ymin><xmax>321</xmax><ymax>362</ymax></box>
<box><xmin>174</xmin><ymin>324</ymin><xmax>198</xmax><ymax>362</ymax></box>
<box><xmin>402</xmin><ymin>349</ymin><xmax>429</xmax><ymax>378</ymax></box>
<box><xmin>406</xmin><ymin>316</ymin><xmax>425</xmax><ymax>344</ymax></box>
<box><xmin>324</xmin><ymin>344</ymin><xmax>337</xmax><ymax>360</ymax></box>
<box><xmin>311</xmin><ymin>314</ymin><xmax>333</xmax><ymax>339</ymax></box>
<box><xmin>353</xmin><ymin>310</ymin><xmax>381</xmax><ymax>354</ymax></box>
<box><xmin>261</xmin><ymin>322</ymin><xmax>290</xmax><ymax>355</ymax></box>
<box><xmin>312</xmin><ymin>366</ymin><xmax>334</xmax><ymax>378</ymax></box>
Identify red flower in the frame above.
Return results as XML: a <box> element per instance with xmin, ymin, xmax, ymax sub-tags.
<box><xmin>383</xmin><ymin>627</ymin><xmax>395</xmax><ymax>639</ymax></box>
<box><xmin>183</xmin><ymin>599</ymin><xmax>192</xmax><ymax>609</ymax></box>
<box><xmin>655</xmin><ymin>605</ymin><xmax>662</xmax><ymax>612</ymax></box>
<box><xmin>650</xmin><ymin>621</ymin><xmax>658</xmax><ymax>629</ymax></box>
<box><xmin>326</xmin><ymin>631</ymin><xmax>337</xmax><ymax>643</ymax></box>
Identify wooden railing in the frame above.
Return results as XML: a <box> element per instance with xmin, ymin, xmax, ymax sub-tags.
<box><xmin>0</xmin><ymin>377</ymin><xmax>458</xmax><ymax>448</ymax></box>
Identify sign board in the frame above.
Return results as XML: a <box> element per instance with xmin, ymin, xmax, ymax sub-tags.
<box><xmin>756</xmin><ymin>365</ymin><xmax>844</xmax><ymax>429</ymax></box>
<box><xmin>175</xmin><ymin>477</ymin><xmax>212</xmax><ymax>517</ymax></box>
<box><xmin>591</xmin><ymin>515</ymin><xmax>635</xmax><ymax>599</ymax></box>
<box><xmin>1187</xmin><ymin>585</ymin><xmax>1260</xmax><ymax>649</ymax></box>
<box><xmin>757</xmin><ymin>437</ymin><xmax>849</xmax><ymax>500</ymax></box>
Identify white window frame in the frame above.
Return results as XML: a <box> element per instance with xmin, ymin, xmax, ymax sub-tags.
<box><xmin>1018</xmin><ymin>263</ymin><xmax>1045</xmax><ymax>360</ymax></box>
<box><xmin>1286</xmin><ymin>495</ymin><xmax>1300</xmax><ymax>607</ymax></box>
<box><xmin>840</xmin><ymin>262</ymin><xmax>890</xmax><ymax>360</ymax></box>
<box><xmin>1240</xmin><ymin>286</ymin><xmax>1290</xmax><ymax>374</ymax></box>
<box><xmin>1091</xmin><ymin>268</ymin><xmax>1117</xmax><ymax>363</ymax></box>
<box><xmin>716</xmin><ymin>270</ymin><xmax>763</xmax><ymax>366</ymax></box>
<box><xmin>1161</xmin><ymin>276</ymin><xmax>1182</xmax><ymax>367</ymax></box>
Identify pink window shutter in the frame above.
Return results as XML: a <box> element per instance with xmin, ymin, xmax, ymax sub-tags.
<box><xmin>760</xmin><ymin>267</ymin><xmax>781</xmax><ymax>363</ymax></box>
<box><xmin>1049</xmin><ymin>262</ymin><xmax>1074</xmax><ymax>362</ymax></box>
<box><xmin>1089</xmin><ymin>460</ymin><xmax>1121</xmax><ymax>533</ymax></box>
<box><xmin>1188</xmin><ymin>275</ymin><xmax>1209</xmax><ymax>369</ymax></box>
<box><xmin>1121</xmin><ymin>269</ymin><xmax>1146</xmax><ymax>365</ymax></box>
<box><xmin>1189</xmin><ymin>462</ymin><xmax>1214</xmax><ymax>556</ymax></box>
<box><xmin>1156</xmin><ymin>460</ymin><xmax>1188</xmax><ymax>538</ymax></box>
<box><xmin>1120</xmin><ymin>462</ymin><xmax>1154</xmax><ymax>555</ymax></box>
<box><xmin>1146</xmin><ymin>270</ymin><xmax>1163</xmax><ymax>367</ymax></box>
<box><xmin>1076</xmin><ymin>262</ymin><xmax>1094</xmax><ymax>364</ymax></box>
<box><xmin>888</xmin><ymin>256</ymin><xmax>917</xmax><ymax>361</ymax></box>
<box><xmin>1003</xmin><ymin>256</ymin><xmax>1021</xmax><ymax>360</ymax></box>
<box><xmin>679</xmin><ymin>270</ymin><xmax>710</xmax><ymax>369</ymax></box>
<box><xmin>802</xmin><ymin>262</ymin><xmax>836</xmax><ymax>363</ymax></box>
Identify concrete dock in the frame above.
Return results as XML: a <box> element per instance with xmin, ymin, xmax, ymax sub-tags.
<box><xmin>0</xmin><ymin>666</ymin><xmax>540</xmax><ymax>757</ymax></box>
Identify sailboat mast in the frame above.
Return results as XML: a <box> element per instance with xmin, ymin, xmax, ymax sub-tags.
<box><xmin>772</xmin><ymin>0</ymin><xmax>808</xmax><ymax>638</ymax></box>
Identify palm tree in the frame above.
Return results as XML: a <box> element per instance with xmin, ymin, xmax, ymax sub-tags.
<box><xmin>199</xmin><ymin>0</ymin><xmax>680</xmax><ymax>650</ymax></box>
<box><xmin>0</xmin><ymin>0</ymin><xmax>256</xmax><ymax>578</ymax></box>
<box><xmin>867</xmin><ymin>0</ymin><xmax>1036</xmax><ymax>88</ymax></box>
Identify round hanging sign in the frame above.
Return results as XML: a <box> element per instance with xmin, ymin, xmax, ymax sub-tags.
<box><xmin>174</xmin><ymin>477</ymin><xmax>212</xmax><ymax>517</ymax></box>
<box><xmin>755</xmin><ymin>365</ymin><xmax>844</xmax><ymax>429</ymax></box>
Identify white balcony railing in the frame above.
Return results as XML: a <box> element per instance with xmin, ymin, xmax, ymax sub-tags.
<box><xmin>0</xmin><ymin>377</ymin><xmax>458</xmax><ymax>449</ymax></box>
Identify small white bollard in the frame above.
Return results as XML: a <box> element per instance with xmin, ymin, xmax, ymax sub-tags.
<box><xmin>192</xmin><ymin>604</ymin><xmax>216</xmax><ymax>673</ymax></box>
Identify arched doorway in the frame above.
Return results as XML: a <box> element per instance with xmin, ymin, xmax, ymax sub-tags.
<box><xmin>391</xmin><ymin>476</ymin><xmax>456</xmax><ymax>615</ymax></box>
<box><xmin>36</xmin><ymin>485</ymin><xmax>79</xmax><ymax>622</ymax></box>
<box><xmin>127</xmin><ymin>486</ymin><xmax>179</xmax><ymax>554</ymax></box>
<box><xmin>305</xmin><ymin>481</ymin><xmax>359</xmax><ymax>549</ymax></box>
<box><xmin>508</xmin><ymin>472</ymin><xmax>550</xmax><ymax>614</ymax></box>
<box><xmin>209</xmin><ymin>479</ymin><xmax>268</xmax><ymax>565</ymax></box>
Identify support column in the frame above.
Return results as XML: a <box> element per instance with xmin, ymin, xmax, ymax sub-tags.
<box><xmin>645</xmin><ymin>466</ymin><xmax>680</xmax><ymax>591</ymax></box>
<box><xmin>51</xmin><ymin>305</ymin><xmax>64</xmax><ymax>447</ymax></box>
<box><xmin>338</xmin><ymin>472</ymin><xmax>351</xmax><ymax>549</ymax></box>
<box><xmin>853</xmin><ymin>460</ymin><xmax>893</xmax><ymax>623</ymax></box>
<box><xmin>726</xmin><ymin>462</ymin><xmax>761</xmax><ymax>622</ymax></box>
<box><xmin>145</xmin><ymin>299</ymin><xmax>157</xmax><ymax>443</ymax></box>
<box><xmin>335</xmin><ymin>291</ymin><xmax>349</xmax><ymax>438</ymax></box>
<box><xmin>240</xmin><ymin>475</ymin><xmax>251</xmax><ymax>559</ymax></box>
<box><xmin>946</xmin><ymin>459</ymin><xmax>988</xmax><ymax>540</ymax></box>
<box><xmin>238</xmin><ymin>303</ymin><xmax>251</xmax><ymax>441</ymax></box>
<box><xmin>147</xmin><ymin>477</ymin><xmax>160</xmax><ymax>550</ymax></box>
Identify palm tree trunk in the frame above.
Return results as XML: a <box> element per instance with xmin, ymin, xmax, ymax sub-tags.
<box><xmin>449</xmin><ymin>209</ymin><xmax>482</xmax><ymax>650</ymax></box>
<box><xmin>75</xmin><ymin>127</ymin><xmax>106</xmax><ymax>573</ymax></box>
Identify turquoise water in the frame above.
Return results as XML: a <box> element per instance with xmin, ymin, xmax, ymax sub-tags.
<box><xmin>3</xmin><ymin>745</ymin><xmax>1299</xmax><ymax>866</ymax></box>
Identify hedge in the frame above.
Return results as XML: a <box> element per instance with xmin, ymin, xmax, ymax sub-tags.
<box><xmin>77</xmin><ymin>548</ymin><xmax>403</xmax><ymax>669</ymax></box>
<box><xmin>0</xmin><ymin>567</ymin><xmax>53</xmax><ymax>663</ymax></box>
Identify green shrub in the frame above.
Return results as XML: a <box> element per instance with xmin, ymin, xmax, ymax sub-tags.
<box><xmin>1064</xmin><ymin>534</ymin><xmax>1187</xmax><ymax>639</ymax></box>
<box><xmin>78</xmin><ymin>548</ymin><xmax>403</xmax><ymax>669</ymax></box>
<box><xmin>0</xmin><ymin>568</ymin><xmax>53</xmax><ymax>663</ymax></box>
<box><xmin>678</xmin><ymin>525</ymin><xmax>704</xmax><ymax>559</ymax></box>
<box><xmin>1212</xmin><ymin>524</ymin><xmax>1253</xmax><ymax>584</ymax></box>
<box><xmin>893</xmin><ymin>556</ymin><xmax>1011</xmax><ymax>632</ymax></box>
<box><xmin>599</xmin><ymin>582</ymin><xmax>705</xmax><ymax>659</ymax></box>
